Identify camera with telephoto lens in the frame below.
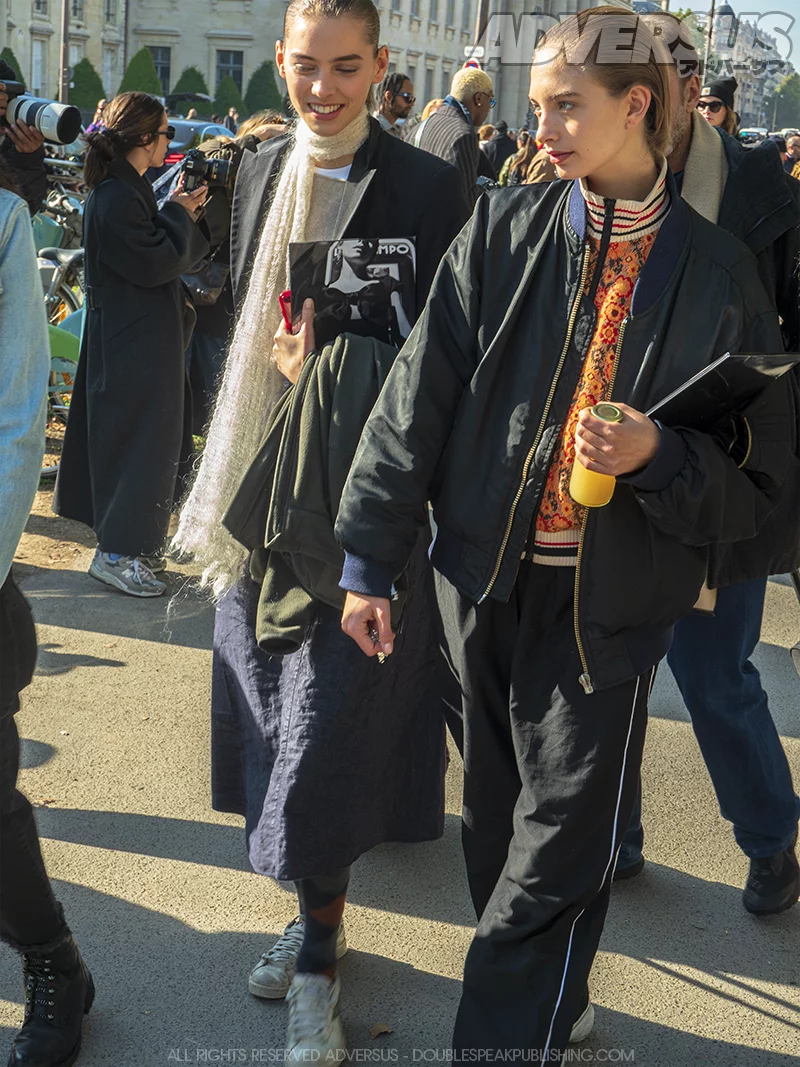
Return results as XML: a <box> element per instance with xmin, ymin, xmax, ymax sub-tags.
<box><xmin>0</xmin><ymin>80</ymin><xmax>82</xmax><ymax>145</ymax></box>
<box><xmin>182</xmin><ymin>148</ymin><xmax>238</xmax><ymax>193</ymax></box>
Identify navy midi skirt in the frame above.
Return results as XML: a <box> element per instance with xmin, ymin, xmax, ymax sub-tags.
<box><xmin>210</xmin><ymin>537</ymin><xmax>449</xmax><ymax>881</ymax></box>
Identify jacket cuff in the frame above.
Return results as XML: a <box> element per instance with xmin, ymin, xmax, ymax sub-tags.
<box><xmin>618</xmin><ymin>423</ymin><xmax>687</xmax><ymax>492</ymax></box>
<box><xmin>340</xmin><ymin>552</ymin><xmax>395</xmax><ymax>598</ymax></box>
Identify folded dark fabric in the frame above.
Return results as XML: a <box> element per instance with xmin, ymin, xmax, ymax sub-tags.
<box><xmin>224</xmin><ymin>332</ymin><xmax>401</xmax><ymax>654</ymax></box>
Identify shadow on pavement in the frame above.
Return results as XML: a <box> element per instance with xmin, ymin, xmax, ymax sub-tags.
<box><xmin>604</xmin><ymin>862</ymin><xmax>800</xmax><ymax>999</ymax></box>
<box><xmin>32</xmin><ymin>807</ymin><xmax>473</xmax><ymax>925</ymax></box>
<box><xmin>18</xmin><ymin>738</ymin><xmax>57</xmax><ymax>770</ymax></box>
<box><xmin>0</xmin><ymin>880</ymin><xmax>464</xmax><ymax>1067</ymax></box>
<box><xmin>15</xmin><ymin>566</ymin><xmax>214</xmax><ymax>652</ymax></box>
<box><xmin>1</xmin><ymin>875</ymin><xmax>796</xmax><ymax>1067</ymax></box>
<box><xmin>35</xmin><ymin>642</ymin><xmax>126</xmax><ymax>676</ymax></box>
<box><xmin>23</xmin><ymin>511</ymin><xmax>97</xmax><ymax>548</ymax></box>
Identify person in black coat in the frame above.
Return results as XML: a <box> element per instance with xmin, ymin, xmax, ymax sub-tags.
<box><xmin>54</xmin><ymin>92</ymin><xmax>209</xmax><ymax>597</ymax></box>
<box><xmin>482</xmin><ymin>119</ymin><xmax>516</xmax><ymax>174</ymax></box>
<box><xmin>173</xmin><ymin>0</ymin><xmax>469</xmax><ymax>1057</ymax></box>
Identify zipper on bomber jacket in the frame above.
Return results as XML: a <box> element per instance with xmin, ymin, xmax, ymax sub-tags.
<box><xmin>573</xmin><ymin>315</ymin><xmax>628</xmax><ymax>695</ymax></box>
<box><xmin>478</xmin><ymin>243</ymin><xmax>593</xmax><ymax>604</ymax></box>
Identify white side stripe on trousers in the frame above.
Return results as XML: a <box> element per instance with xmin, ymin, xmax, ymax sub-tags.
<box><xmin>541</xmin><ymin>666</ymin><xmax>653</xmax><ymax>1058</ymax></box>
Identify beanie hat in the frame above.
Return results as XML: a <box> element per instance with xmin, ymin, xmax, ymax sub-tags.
<box><xmin>495</xmin><ymin>119</ymin><xmax>508</xmax><ymax>133</ymax></box>
<box><xmin>699</xmin><ymin>76</ymin><xmax>737</xmax><ymax>110</ymax></box>
<box><xmin>770</xmin><ymin>133</ymin><xmax>787</xmax><ymax>153</ymax></box>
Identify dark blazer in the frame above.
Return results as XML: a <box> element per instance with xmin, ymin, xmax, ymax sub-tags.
<box><xmin>416</xmin><ymin>102</ymin><xmax>480</xmax><ymax>206</ymax></box>
<box><xmin>54</xmin><ymin>160</ymin><xmax>209</xmax><ymax>556</ymax></box>
<box><xmin>230</xmin><ymin>117</ymin><xmax>470</xmax><ymax>317</ymax></box>
<box><xmin>709</xmin><ymin>132</ymin><xmax>800</xmax><ymax>586</ymax></box>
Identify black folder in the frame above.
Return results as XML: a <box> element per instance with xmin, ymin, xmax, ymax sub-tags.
<box><xmin>646</xmin><ymin>353</ymin><xmax>800</xmax><ymax>428</ymax></box>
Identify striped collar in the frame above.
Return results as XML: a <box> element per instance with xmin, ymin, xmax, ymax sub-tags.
<box><xmin>580</xmin><ymin>158</ymin><xmax>670</xmax><ymax>240</ymax></box>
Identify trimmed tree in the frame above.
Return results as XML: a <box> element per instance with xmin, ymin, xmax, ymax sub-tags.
<box><xmin>172</xmin><ymin>65</ymin><xmax>210</xmax><ymax>115</ymax></box>
<box><xmin>765</xmin><ymin>72</ymin><xmax>800</xmax><ymax>130</ymax></box>
<box><xmin>244</xmin><ymin>61</ymin><xmax>283</xmax><ymax>115</ymax></box>
<box><xmin>0</xmin><ymin>46</ymin><xmax>26</xmax><ymax>81</ymax></box>
<box><xmin>214</xmin><ymin>75</ymin><xmax>246</xmax><ymax>119</ymax></box>
<box><xmin>70</xmin><ymin>58</ymin><xmax>106</xmax><ymax>109</ymax></box>
<box><xmin>119</xmin><ymin>47</ymin><xmax>164</xmax><ymax>96</ymax></box>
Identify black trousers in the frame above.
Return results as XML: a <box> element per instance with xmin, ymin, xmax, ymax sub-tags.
<box><xmin>435</xmin><ymin>564</ymin><xmax>651</xmax><ymax>1060</ymax></box>
<box><xmin>0</xmin><ymin>575</ymin><xmax>64</xmax><ymax>950</ymax></box>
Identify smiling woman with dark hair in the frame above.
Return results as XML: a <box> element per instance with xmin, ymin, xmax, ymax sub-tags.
<box><xmin>173</xmin><ymin>0</ymin><xmax>468</xmax><ymax>1058</ymax></box>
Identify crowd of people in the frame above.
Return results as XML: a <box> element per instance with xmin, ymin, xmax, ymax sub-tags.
<box><xmin>2</xmin><ymin>3</ymin><xmax>800</xmax><ymax>1066</ymax></box>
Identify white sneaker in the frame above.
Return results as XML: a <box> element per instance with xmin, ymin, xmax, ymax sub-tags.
<box><xmin>286</xmin><ymin>972</ymin><xmax>346</xmax><ymax>1063</ymax></box>
<box><xmin>568</xmin><ymin>1002</ymin><xmax>595</xmax><ymax>1043</ymax></box>
<box><xmin>248</xmin><ymin>916</ymin><xmax>348</xmax><ymax>999</ymax></box>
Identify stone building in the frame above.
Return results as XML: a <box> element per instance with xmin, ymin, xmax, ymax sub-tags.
<box><xmin>3</xmin><ymin>0</ymin><xmax>617</xmax><ymax>121</ymax></box>
<box><xmin>2</xmin><ymin>0</ymin><xmax>124</xmax><ymax>99</ymax></box>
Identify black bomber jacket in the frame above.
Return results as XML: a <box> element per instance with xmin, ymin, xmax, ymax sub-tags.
<box><xmin>335</xmin><ymin>172</ymin><xmax>792</xmax><ymax>694</ymax></box>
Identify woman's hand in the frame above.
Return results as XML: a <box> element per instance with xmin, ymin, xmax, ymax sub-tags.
<box><xmin>272</xmin><ymin>298</ymin><xmax>316</xmax><ymax>384</ymax></box>
<box><xmin>341</xmin><ymin>592</ymin><xmax>395</xmax><ymax>657</ymax></box>
<box><xmin>574</xmin><ymin>402</ymin><xmax>661</xmax><ymax>476</ymax></box>
<box><xmin>169</xmin><ymin>175</ymin><xmax>208</xmax><ymax>221</ymax></box>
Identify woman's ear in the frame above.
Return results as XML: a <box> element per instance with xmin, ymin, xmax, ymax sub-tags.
<box><xmin>626</xmin><ymin>84</ymin><xmax>652</xmax><ymax>131</ymax></box>
<box><xmin>373</xmin><ymin>44</ymin><xmax>389</xmax><ymax>85</ymax></box>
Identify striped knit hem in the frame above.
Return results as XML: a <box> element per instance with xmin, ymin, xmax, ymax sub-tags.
<box><xmin>529</xmin><ymin>528</ymin><xmax>580</xmax><ymax>568</ymax></box>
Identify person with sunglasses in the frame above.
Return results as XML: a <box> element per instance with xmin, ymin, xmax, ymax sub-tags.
<box><xmin>374</xmin><ymin>70</ymin><xmax>414</xmax><ymax>137</ymax></box>
<box><xmin>697</xmin><ymin>75</ymin><xmax>738</xmax><ymax>136</ymax></box>
<box><xmin>55</xmin><ymin>92</ymin><xmax>210</xmax><ymax>597</ymax></box>
<box><xmin>416</xmin><ymin>65</ymin><xmax>496</xmax><ymax>203</ymax></box>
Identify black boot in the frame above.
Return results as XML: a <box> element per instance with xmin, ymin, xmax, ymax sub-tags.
<box><xmin>8</xmin><ymin>930</ymin><xmax>94</xmax><ymax>1067</ymax></box>
<box><xmin>743</xmin><ymin>833</ymin><xmax>800</xmax><ymax>916</ymax></box>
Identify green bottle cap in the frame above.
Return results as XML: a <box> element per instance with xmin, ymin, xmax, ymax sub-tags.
<box><xmin>592</xmin><ymin>402</ymin><xmax>624</xmax><ymax>423</ymax></box>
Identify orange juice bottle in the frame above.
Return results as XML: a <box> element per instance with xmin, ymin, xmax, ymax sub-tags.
<box><xmin>569</xmin><ymin>402</ymin><xmax>624</xmax><ymax>508</ymax></box>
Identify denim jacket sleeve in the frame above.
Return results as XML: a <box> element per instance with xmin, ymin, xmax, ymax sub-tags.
<box><xmin>0</xmin><ymin>192</ymin><xmax>49</xmax><ymax>585</ymax></box>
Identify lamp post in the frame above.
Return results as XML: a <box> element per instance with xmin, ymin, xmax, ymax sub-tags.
<box><xmin>58</xmin><ymin>0</ymin><xmax>70</xmax><ymax>103</ymax></box>
<box><xmin>703</xmin><ymin>0</ymin><xmax>715</xmax><ymax>75</ymax></box>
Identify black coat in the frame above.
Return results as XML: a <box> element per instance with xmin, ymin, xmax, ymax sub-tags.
<box><xmin>337</xmin><ymin>177</ymin><xmax>789</xmax><ymax>693</ymax></box>
<box><xmin>230</xmin><ymin>117</ymin><xmax>470</xmax><ymax>314</ymax></box>
<box><xmin>54</xmin><ymin>160</ymin><xmax>209</xmax><ymax>556</ymax></box>
<box><xmin>482</xmin><ymin>131</ymin><xmax>516</xmax><ymax>174</ymax></box>
<box><xmin>709</xmin><ymin>132</ymin><xmax>800</xmax><ymax>586</ymax></box>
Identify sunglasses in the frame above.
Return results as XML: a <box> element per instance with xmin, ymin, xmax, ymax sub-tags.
<box><xmin>396</xmin><ymin>92</ymin><xmax>416</xmax><ymax>104</ymax></box>
<box><xmin>697</xmin><ymin>100</ymin><xmax>724</xmax><ymax>114</ymax></box>
<box><xmin>157</xmin><ymin>125</ymin><xmax>176</xmax><ymax>139</ymax></box>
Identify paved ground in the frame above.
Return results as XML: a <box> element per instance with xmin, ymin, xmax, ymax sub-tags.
<box><xmin>2</xmin><ymin>498</ymin><xmax>800</xmax><ymax>1066</ymax></box>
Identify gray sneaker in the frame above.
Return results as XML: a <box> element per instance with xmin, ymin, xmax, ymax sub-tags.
<box><xmin>89</xmin><ymin>551</ymin><xmax>167</xmax><ymax>597</ymax></box>
<box><xmin>140</xmin><ymin>554</ymin><xmax>167</xmax><ymax>574</ymax></box>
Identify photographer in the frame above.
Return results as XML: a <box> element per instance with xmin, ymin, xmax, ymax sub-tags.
<box><xmin>185</xmin><ymin>110</ymin><xmax>287</xmax><ymax>433</ymax></box>
<box><xmin>0</xmin><ymin>59</ymin><xmax>47</xmax><ymax>215</ymax></box>
<box><xmin>54</xmin><ymin>92</ymin><xmax>210</xmax><ymax>597</ymax></box>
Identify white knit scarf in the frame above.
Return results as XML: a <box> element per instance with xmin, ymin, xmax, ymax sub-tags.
<box><xmin>173</xmin><ymin>109</ymin><xmax>371</xmax><ymax>597</ymax></box>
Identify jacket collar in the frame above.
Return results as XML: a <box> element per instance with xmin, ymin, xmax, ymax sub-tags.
<box><xmin>107</xmin><ymin>158</ymin><xmax>157</xmax><ymax>207</ymax></box>
<box><xmin>567</xmin><ymin>166</ymin><xmax>689</xmax><ymax>317</ymax></box>
<box><xmin>443</xmin><ymin>94</ymin><xmax>474</xmax><ymax>127</ymax></box>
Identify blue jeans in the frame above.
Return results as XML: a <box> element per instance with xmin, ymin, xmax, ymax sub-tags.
<box><xmin>620</xmin><ymin>578</ymin><xmax>800</xmax><ymax>864</ymax></box>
